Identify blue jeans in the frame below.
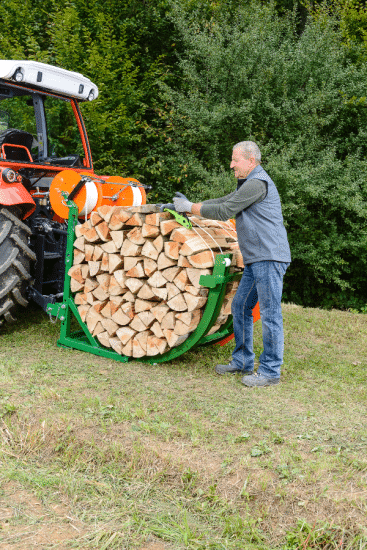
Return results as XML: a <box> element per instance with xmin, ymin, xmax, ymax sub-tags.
<box><xmin>231</xmin><ymin>261</ymin><xmax>290</xmax><ymax>379</ymax></box>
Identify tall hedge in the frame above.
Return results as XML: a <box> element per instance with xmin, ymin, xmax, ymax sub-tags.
<box><xmin>147</xmin><ymin>2</ymin><xmax>367</xmax><ymax>311</ymax></box>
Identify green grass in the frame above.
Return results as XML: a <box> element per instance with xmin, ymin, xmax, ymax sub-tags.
<box><xmin>0</xmin><ymin>302</ymin><xmax>367</xmax><ymax>548</ymax></box>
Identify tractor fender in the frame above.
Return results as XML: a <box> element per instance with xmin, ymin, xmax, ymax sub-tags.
<box><xmin>0</xmin><ymin>178</ymin><xmax>35</xmax><ymax>219</ymax></box>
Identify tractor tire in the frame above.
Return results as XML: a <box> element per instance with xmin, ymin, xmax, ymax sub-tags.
<box><xmin>0</xmin><ymin>207</ymin><xmax>36</xmax><ymax>325</ymax></box>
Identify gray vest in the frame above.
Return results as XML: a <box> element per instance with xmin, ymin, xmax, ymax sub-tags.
<box><xmin>235</xmin><ymin>165</ymin><xmax>291</xmax><ymax>265</ymax></box>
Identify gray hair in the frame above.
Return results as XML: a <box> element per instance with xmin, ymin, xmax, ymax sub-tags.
<box><xmin>233</xmin><ymin>141</ymin><xmax>261</xmax><ymax>164</ymax></box>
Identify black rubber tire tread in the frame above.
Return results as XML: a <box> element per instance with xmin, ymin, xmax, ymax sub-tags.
<box><xmin>0</xmin><ymin>207</ymin><xmax>33</xmax><ymax>325</ymax></box>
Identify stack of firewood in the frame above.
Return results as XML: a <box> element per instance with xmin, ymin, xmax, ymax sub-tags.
<box><xmin>68</xmin><ymin>205</ymin><xmax>244</xmax><ymax>358</ymax></box>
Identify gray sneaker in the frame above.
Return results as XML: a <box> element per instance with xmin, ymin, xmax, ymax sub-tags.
<box><xmin>215</xmin><ymin>363</ymin><xmax>253</xmax><ymax>375</ymax></box>
<box><xmin>241</xmin><ymin>373</ymin><xmax>280</xmax><ymax>387</ymax></box>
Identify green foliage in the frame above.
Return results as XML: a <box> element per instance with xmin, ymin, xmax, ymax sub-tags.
<box><xmin>308</xmin><ymin>0</ymin><xmax>367</xmax><ymax>55</ymax></box>
<box><xmin>149</xmin><ymin>1</ymin><xmax>367</xmax><ymax>309</ymax></box>
<box><xmin>0</xmin><ymin>0</ymin><xmax>367</xmax><ymax>309</ymax></box>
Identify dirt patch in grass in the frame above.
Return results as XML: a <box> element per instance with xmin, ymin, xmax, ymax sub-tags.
<box><xmin>0</xmin><ymin>481</ymin><xmax>87</xmax><ymax>549</ymax></box>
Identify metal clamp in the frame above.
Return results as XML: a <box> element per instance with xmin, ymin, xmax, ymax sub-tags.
<box><xmin>46</xmin><ymin>303</ymin><xmax>66</xmax><ymax>323</ymax></box>
<box><xmin>164</xmin><ymin>208</ymin><xmax>192</xmax><ymax>229</ymax></box>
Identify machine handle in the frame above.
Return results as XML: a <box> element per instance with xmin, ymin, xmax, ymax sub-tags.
<box><xmin>68</xmin><ymin>176</ymin><xmax>88</xmax><ymax>202</ymax></box>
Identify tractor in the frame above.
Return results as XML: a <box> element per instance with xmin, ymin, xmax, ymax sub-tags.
<box><xmin>0</xmin><ymin>60</ymin><xmax>148</xmax><ymax>326</ymax></box>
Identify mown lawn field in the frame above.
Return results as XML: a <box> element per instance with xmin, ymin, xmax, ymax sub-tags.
<box><xmin>0</xmin><ymin>302</ymin><xmax>366</xmax><ymax>549</ymax></box>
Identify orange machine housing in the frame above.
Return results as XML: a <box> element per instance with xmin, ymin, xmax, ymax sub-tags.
<box><xmin>49</xmin><ymin>171</ymin><xmax>146</xmax><ymax>220</ymax></box>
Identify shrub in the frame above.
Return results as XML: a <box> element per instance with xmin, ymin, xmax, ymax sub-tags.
<box><xmin>150</xmin><ymin>1</ymin><xmax>367</xmax><ymax>310</ymax></box>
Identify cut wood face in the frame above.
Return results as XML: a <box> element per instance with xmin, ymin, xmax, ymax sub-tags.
<box><xmin>74</xmin><ymin>207</ymin><xmax>244</xmax><ymax>357</ymax></box>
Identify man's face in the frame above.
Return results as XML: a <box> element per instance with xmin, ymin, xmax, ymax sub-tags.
<box><xmin>230</xmin><ymin>149</ymin><xmax>256</xmax><ymax>179</ymax></box>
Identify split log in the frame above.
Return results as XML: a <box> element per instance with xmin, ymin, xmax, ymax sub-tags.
<box><xmin>95</xmin><ymin>221</ymin><xmax>110</xmax><ymax>242</ymax></box>
<box><xmin>101</xmin><ymin>252</ymin><xmax>109</xmax><ymax>271</ymax></box>
<box><xmin>148</xmin><ymin>270</ymin><xmax>167</xmax><ymax>288</ymax></box>
<box><xmin>142</xmin><ymin>224</ymin><xmax>160</xmax><ymax>239</ymax></box>
<box><xmin>116</xmin><ymin>326</ymin><xmax>136</xmax><ymax>345</ymax></box>
<box><xmin>126</xmin><ymin>262</ymin><xmax>145</xmax><ymax>278</ymax></box>
<box><xmin>151</xmin><ymin>287</ymin><xmax>168</xmax><ymax>300</ymax></box>
<box><xmin>167</xmin><ymin>293</ymin><xmax>187</xmax><ymax>312</ymax></box>
<box><xmin>109</xmin><ymin>296</ymin><xmax>125</xmax><ymax>315</ymax></box>
<box><xmin>125</xmin><ymin>278</ymin><xmax>144</xmax><ymax>294</ymax></box>
<box><xmin>68</xmin><ymin>264</ymin><xmax>88</xmax><ymax>284</ymax></box>
<box><xmin>164</xmin><ymin>241</ymin><xmax>181</xmax><ymax>260</ymax></box>
<box><xmin>109</xmin><ymin>275</ymin><xmax>126</xmax><ymax>296</ymax></box>
<box><xmin>93</xmin><ymin>322</ymin><xmax>105</xmax><ymax>337</ymax></box>
<box><xmin>111</xmin><ymin>309</ymin><xmax>131</xmax><ymax>326</ymax></box>
<box><xmin>161</xmin><ymin>311</ymin><xmax>176</xmax><ymax>330</ymax></box>
<box><xmin>77</xmin><ymin>304</ymin><xmax>90</xmax><ymax>323</ymax></box>
<box><xmin>124</xmin><ymin>256</ymin><xmax>140</xmax><ymax>271</ymax></box>
<box><xmin>92</xmin><ymin>245</ymin><xmax>103</xmax><ymax>261</ymax></box>
<box><xmin>85</xmin><ymin>308</ymin><xmax>103</xmax><ymax>333</ymax></box>
<box><xmin>150</xmin><ymin>321</ymin><xmax>164</xmax><ymax>338</ymax></box>
<box><xmin>141</xmin><ymin>239</ymin><xmax>159</xmax><ymax>260</ymax></box>
<box><xmin>121</xmin><ymin>239</ymin><xmax>142</xmax><ymax>257</ymax></box>
<box><xmin>143</xmin><ymin>258</ymin><xmax>158</xmax><ymax>277</ymax></box>
<box><xmin>161</xmin><ymin>266</ymin><xmax>181</xmax><ymax>282</ymax></box>
<box><xmin>137</xmin><ymin>283</ymin><xmax>156</xmax><ymax>300</ymax></box>
<box><xmin>109</xmin><ymin>254</ymin><xmax>124</xmax><ymax>274</ymax></box>
<box><xmin>130</xmin><ymin>316</ymin><xmax>149</xmax><ymax>332</ymax></box>
<box><xmin>73</xmin><ymin>250</ymin><xmax>85</xmax><ymax>265</ymax></box>
<box><xmin>127</xmin><ymin>227</ymin><xmax>146</xmax><ymax>245</ymax></box>
<box><xmin>88</xmin><ymin>261</ymin><xmax>102</xmax><ymax>277</ymax></box>
<box><xmin>101</xmin><ymin>318</ymin><xmax>119</xmax><ymax>336</ymax></box>
<box><xmin>135</xmin><ymin>299</ymin><xmax>155</xmax><ymax>313</ymax></box>
<box><xmin>166</xmin><ymin>282</ymin><xmax>180</xmax><ymax>301</ymax></box>
<box><xmin>101</xmin><ymin>241</ymin><xmax>119</xmax><ymax>254</ymax></box>
<box><xmin>74</xmin><ymin>292</ymin><xmax>88</xmax><ymax>305</ymax></box>
<box><xmin>110</xmin><ymin>230</ymin><xmax>124</xmax><ymax>249</ymax></box>
<box><xmin>97</xmin><ymin>331</ymin><xmax>112</xmax><ymax>348</ymax></box>
<box><xmin>125</xmin><ymin>212</ymin><xmax>144</xmax><ymax>227</ymax></box>
<box><xmin>152</xmin><ymin>235</ymin><xmax>164</xmax><ymax>254</ymax></box>
<box><xmin>74</xmin><ymin>236</ymin><xmax>85</xmax><ymax>251</ymax></box>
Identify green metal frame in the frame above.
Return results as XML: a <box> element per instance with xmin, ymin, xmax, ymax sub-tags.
<box><xmin>47</xmin><ymin>202</ymin><xmax>241</xmax><ymax>364</ymax></box>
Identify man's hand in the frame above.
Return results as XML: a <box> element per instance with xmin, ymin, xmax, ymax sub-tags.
<box><xmin>175</xmin><ymin>192</ymin><xmax>189</xmax><ymax>201</ymax></box>
<box><xmin>157</xmin><ymin>203</ymin><xmax>176</xmax><ymax>212</ymax></box>
<box><xmin>173</xmin><ymin>193</ymin><xmax>193</xmax><ymax>213</ymax></box>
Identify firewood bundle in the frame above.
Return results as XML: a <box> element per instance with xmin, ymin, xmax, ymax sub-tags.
<box><xmin>68</xmin><ymin>205</ymin><xmax>244</xmax><ymax>358</ymax></box>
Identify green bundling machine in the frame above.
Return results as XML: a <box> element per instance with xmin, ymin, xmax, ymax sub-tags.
<box><xmin>47</xmin><ymin>199</ymin><xmax>242</xmax><ymax>364</ymax></box>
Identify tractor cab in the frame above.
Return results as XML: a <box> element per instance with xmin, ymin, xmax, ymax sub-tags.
<box><xmin>0</xmin><ymin>61</ymin><xmax>97</xmax><ymax>207</ymax></box>
<box><xmin>0</xmin><ymin>61</ymin><xmax>146</xmax><ymax>324</ymax></box>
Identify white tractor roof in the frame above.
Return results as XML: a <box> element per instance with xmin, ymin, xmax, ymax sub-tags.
<box><xmin>0</xmin><ymin>60</ymin><xmax>99</xmax><ymax>101</ymax></box>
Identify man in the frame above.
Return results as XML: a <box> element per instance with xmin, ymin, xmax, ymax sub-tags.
<box><xmin>173</xmin><ymin>141</ymin><xmax>291</xmax><ymax>387</ymax></box>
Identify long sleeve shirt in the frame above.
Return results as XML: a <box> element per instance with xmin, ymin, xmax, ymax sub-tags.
<box><xmin>200</xmin><ymin>178</ymin><xmax>267</xmax><ymax>221</ymax></box>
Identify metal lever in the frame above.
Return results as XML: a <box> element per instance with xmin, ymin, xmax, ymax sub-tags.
<box><xmin>164</xmin><ymin>208</ymin><xmax>192</xmax><ymax>229</ymax></box>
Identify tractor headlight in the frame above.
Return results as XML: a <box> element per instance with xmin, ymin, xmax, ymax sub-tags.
<box><xmin>2</xmin><ymin>168</ymin><xmax>17</xmax><ymax>183</ymax></box>
<box><xmin>13</xmin><ymin>68</ymin><xmax>24</xmax><ymax>82</ymax></box>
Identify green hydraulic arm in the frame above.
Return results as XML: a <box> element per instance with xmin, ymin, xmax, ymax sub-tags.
<box><xmin>46</xmin><ymin>200</ymin><xmax>242</xmax><ymax>364</ymax></box>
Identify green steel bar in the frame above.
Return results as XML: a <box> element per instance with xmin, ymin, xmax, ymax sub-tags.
<box><xmin>47</xmin><ymin>205</ymin><xmax>240</xmax><ymax>364</ymax></box>
<box><xmin>143</xmin><ymin>253</ymin><xmax>237</xmax><ymax>363</ymax></box>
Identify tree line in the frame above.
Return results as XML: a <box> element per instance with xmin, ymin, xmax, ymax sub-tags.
<box><xmin>1</xmin><ymin>0</ymin><xmax>367</xmax><ymax>311</ymax></box>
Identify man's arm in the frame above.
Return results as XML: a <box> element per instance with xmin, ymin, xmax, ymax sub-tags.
<box><xmin>192</xmin><ymin>203</ymin><xmax>203</xmax><ymax>216</ymax></box>
<box><xmin>197</xmin><ymin>179</ymin><xmax>267</xmax><ymax>220</ymax></box>
<box><xmin>191</xmin><ymin>190</ymin><xmax>236</xmax><ymax>216</ymax></box>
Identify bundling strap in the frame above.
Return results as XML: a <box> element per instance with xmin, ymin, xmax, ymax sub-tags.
<box><xmin>189</xmin><ymin>217</ymin><xmax>223</xmax><ymax>263</ymax></box>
